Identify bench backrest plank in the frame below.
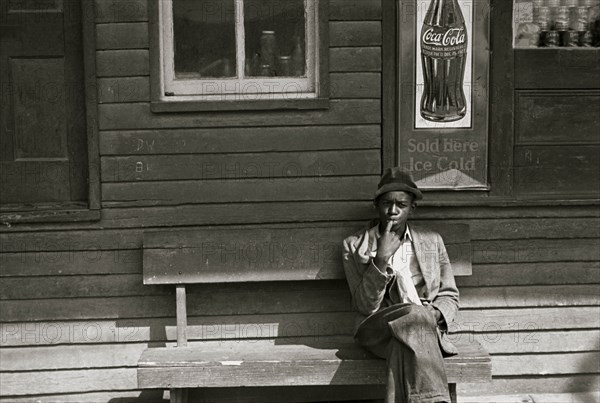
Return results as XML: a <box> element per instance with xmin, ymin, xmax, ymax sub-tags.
<box><xmin>143</xmin><ymin>223</ymin><xmax>471</xmax><ymax>285</ymax></box>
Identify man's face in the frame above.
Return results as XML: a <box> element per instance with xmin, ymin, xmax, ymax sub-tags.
<box><xmin>376</xmin><ymin>191</ymin><xmax>416</xmax><ymax>232</ymax></box>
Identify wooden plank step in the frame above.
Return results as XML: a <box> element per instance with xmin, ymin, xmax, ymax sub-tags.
<box><xmin>459</xmin><ymin>391</ymin><xmax>600</xmax><ymax>402</ymax></box>
<box><xmin>137</xmin><ymin>338</ymin><xmax>491</xmax><ymax>388</ymax></box>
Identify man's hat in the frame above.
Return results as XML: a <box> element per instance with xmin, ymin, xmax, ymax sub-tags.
<box><xmin>374</xmin><ymin>167</ymin><xmax>423</xmax><ymax>201</ymax></box>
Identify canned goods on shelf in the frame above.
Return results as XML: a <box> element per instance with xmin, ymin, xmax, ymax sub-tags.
<box><xmin>542</xmin><ymin>30</ymin><xmax>560</xmax><ymax>46</ymax></box>
<box><xmin>561</xmin><ymin>30</ymin><xmax>580</xmax><ymax>45</ymax></box>
<box><xmin>260</xmin><ymin>31</ymin><xmax>276</xmax><ymax>68</ymax></box>
<box><xmin>579</xmin><ymin>30</ymin><xmax>593</xmax><ymax>46</ymax></box>
<box><xmin>533</xmin><ymin>5</ymin><xmax>551</xmax><ymax>27</ymax></box>
<box><xmin>260</xmin><ymin>64</ymin><xmax>272</xmax><ymax>76</ymax></box>
<box><xmin>554</xmin><ymin>6</ymin><xmax>570</xmax><ymax>29</ymax></box>
<box><xmin>277</xmin><ymin>56</ymin><xmax>291</xmax><ymax>77</ymax></box>
<box><xmin>537</xmin><ymin>20</ymin><xmax>551</xmax><ymax>30</ymax></box>
<box><xmin>534</xmin><ymin>6</ymin><xmax>552</xmax><ymax>17</ymax></box>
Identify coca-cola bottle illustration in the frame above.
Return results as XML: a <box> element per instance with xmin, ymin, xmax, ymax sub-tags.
<box><xmin>420</xmin><ymin>0</ymin><xmax>468</xmax><ymax>122</ymax></box>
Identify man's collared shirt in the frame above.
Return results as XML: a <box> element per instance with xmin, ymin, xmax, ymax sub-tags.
<box><xmin>371</xmin><ymin>224</ymin><xmax>426</xmax><ymax>303</ymax></box>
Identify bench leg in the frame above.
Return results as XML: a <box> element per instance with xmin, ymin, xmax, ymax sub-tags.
<box><xmin>449</xmin><ymin>383</ymin><xmax>457</xmax><ymax>403</ymax></box>
<box><xmin>170</xmin><ymin>388</ymin><xmax>188</xmax><ymax>403</ymax></box>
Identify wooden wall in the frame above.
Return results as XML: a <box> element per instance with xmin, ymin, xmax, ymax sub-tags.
<box><xmin>513</xmin><ymin>50</ymin><xmax>600</xmax><ymax>199</ymax></box>
<box><xmin>0</xmin><ymin>0</ymin><xmax>599</xmax><ymax>401</ymax></box>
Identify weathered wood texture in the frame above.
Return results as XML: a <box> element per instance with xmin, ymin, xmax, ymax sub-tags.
<box><xmin>137</xmin><ymin>338</ymin><xmax>491</xmax><ymax>389</ymax></box>
<box><xmin>515</xmin><ymin>50</ymin><xmax>600</xmax><ymax>89</ymax></box>
<box><xmin>515</xmin><ymin>92</ymin><xmax>600</xmax><ymax>144</ymax></box>
<box><xmin>3</xmin><ymin>285</ymin><xmax>599</xmax><ymax>321</ymax></box>
<box><xmin>1</xmin><ymin>0</ymin><xmax>599</xmax><ymax>401</ymax></box>
<box><xmin>514</xmin><ymin>145</ymin><xmax>600</xmax><ymax>197</ymax></box>
<box><xmin>2</xmin><ymin>307</ymin><xmax>598</xmax><ymax>347</ymax></box>
<box><xmin>100</xmin><ymin>125</ymin><xmax>381</xmax><ymax>155</ymax></box>
<box><xmin>142</xmin><ymin>224</ymin><xmax>472</xmax><ymax>284</ymax></box>
<box><xmin>98</xmin><ymin>100</ymin><xmax>380</xmax><ymax>130</ymax></box>
<box><xmin>1</xmin><ymin>205</ymin><xmax>598</xmax><ymax>233</ymax></box>
<box><xmin>97</xmin><ymin>73</ymin><xmax>381</xmax><ymax>103</ymax></box>
<box><xmin>101</xmin><ymin>150</ymin><xmax>380</xmax><ymax>182</ymax></box>
<box><xmin>3</xmin><ymin>330</ymin><xmax>598</xmax><ymax>371</ymax></box>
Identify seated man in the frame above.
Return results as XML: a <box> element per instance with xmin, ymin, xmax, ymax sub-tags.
<box><xmin>342</xmin><ymin>168</ymin><xmax>459</xmax><ymax>403</ymax></box>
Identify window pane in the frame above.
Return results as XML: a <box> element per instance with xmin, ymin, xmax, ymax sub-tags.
<box><xmin>512</xmin><ymin>0</ymin><xmax>600</xmax><ymax>48</ymax></box>
<box><xmin>172</xmin><ymin>0</ymin><xmax>236</xmax><ymax>78</ymax></box>
<box><xmin>244</xmin><ymin>0</ymin><xmax>306</xmax><ymax>77</ymax></box>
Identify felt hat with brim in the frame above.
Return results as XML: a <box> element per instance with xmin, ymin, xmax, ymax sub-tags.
<box><xmin>374</xmin><ymin>167</ymin><xmax>423</xmax><ymax>201</ymax></box>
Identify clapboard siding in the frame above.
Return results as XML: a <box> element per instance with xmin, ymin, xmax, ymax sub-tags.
<box><xmin>96</xmin><ymin>50</ymin><xmax>149</xmax><ymax>77</ymax></box>
<box><xmin>0</xmin><ymin>249</ymin><xmax>142</xmax><ymax>277</ymax></box>
<box><xmin>0</xmin><ymin>205</ymin><xmax>597</xmax><ymax>233</ymax></box>
<box><xmin>458</xmin><ymin>262</ymin><xmax>600</xmax><ymax>286</ymax></box>
<box><xmin>96</xmin><ymin>22</ymin><xmax>149</xmax><ymax>50</ymax></box>
<box><xmin>97</xmin><ymin>73</ymin><xmax>381</xmax><ymax>103</ymax></box>
<box><xmin>100</xmin><ymin>150</ymin><xmax>380</xmax><ymax>182</ymax></box>
<box><xmin>514</xmin><ymin>145</ymin><xmax>600</xmax><ymax>197</ymax></box>
<box><xmin>457</xmin><ymin>375</ymin><xmax>600</xmax><ymax>396</ymax></box>
<box><xmin>3</xmin><ymin>330</ymin><xmax>598</xmax><ymax>371</ymax></box>
<box><xmin>2</xmin><ymin>285</ymin><xmax>599</xmax><ymax>322</ymax></box>
<box><xmin>97</xmin><ymin>76</ymin><xmax>150</xmax><ymax>103</ymax></box>
<box><xmin>1</xmin><ymin>0</ymin><xmax>599</xmax><ymax>400</ymax></box>
<box><xmin>0</xmin><ymin>390</ymin><xmax>165</xmax><ymax>403</ymax></box>
<box><xmin>1</xmin><ymin>368</ymin><xmax>138</xmax><ymax>396</ymax></box>
<box><xmin>1</xmin><ymin>379</ymin><xmax>598</xmax><ymax>401</ymax></box>
<box><xmin>330</xmin><ymin>47</ymin><xmax>382</xmax><ymax>71</ymax></box>
<box><xmin>98</xmin><ymin>100</ymin><xmax>381</xmax><ymax>130</ymax></box>
<box><xmin>95</xmin><ymin>0</ymin><xmax>148</xmax><ymax>23</ymax></box>
<box><xmin>515</xmin><ymin>93</ymin><xmax>600</xmax><ymax>144</ymax></box>
<box><xmin>93</xmin><ymin>0</ymin><xmax>384</xmax><ymax>23</ymax></box>
<box><xmin>3</xmin><ymin>268</ymin><xmax>599</xmax><ymax>304</ymax></box>
<box><xmin>101</xmin><ymin>176</ymin><xmax>378</xmax><ymax>207</ymax></box>
<box><xmin>4</xmin><ymin>223</ymin><xmax>598</xmax><ymax>253</ymax></box>
<box><xmin>3</xmin><ymin>272</ymin><xmax>599</xmax><ymax>301</ymax></box>
<box><xmin>515</xmin><ymin>50</ymin><xmax>600</xmax><ymax>89</ymax></box>
<box><xmin>2</xmin><ymin>253</ymin><xmax>598</xmax><ymax>287</ymax></box>
<box><xmin>2</xmin><ymin>307</ymin><xmax>598</xmax><ymax>348</ymax></box>
<box><xmin>99</xmin><ymin>125</ymin><xmax>381</xmax><ymax>155</ymax></box>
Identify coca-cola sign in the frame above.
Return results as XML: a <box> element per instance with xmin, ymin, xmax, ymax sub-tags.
<box><xmin>422</xmin><ymin>27</ymin><xmax>467</xmax><ymax>48</ymax></box>
<box><xmin>416</xmin><ymin>0</ymin><xmax>472</xmax><ymax>128</ymax></box>
<box><xmin>402</xmin><ymin>0</ymin><xmax>490</xmax><ymax>191</ymax></box>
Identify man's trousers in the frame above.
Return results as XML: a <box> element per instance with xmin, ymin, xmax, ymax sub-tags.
<box><xmin>354</xmin><ymin>303</ymin><xmax>450</xmax><ymax>403</ymax></box>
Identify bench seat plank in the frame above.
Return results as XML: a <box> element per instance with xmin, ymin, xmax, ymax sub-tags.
<box><xmin>138</xmin><ymin>337</ymin><xmax>491</xmax><ymax>389</ymax></box>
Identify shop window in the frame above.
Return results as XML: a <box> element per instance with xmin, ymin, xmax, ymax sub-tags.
<box><xmin>150</xmin><ymin>0</ymin><xmax>329</xmax><ymax>111</ymax></box>
<box><xmin>513</xmin><ymin>0</ymin><xmax>600</xmax><ymax>48</ymax></box>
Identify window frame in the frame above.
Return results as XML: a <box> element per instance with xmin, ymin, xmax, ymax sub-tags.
<box><xmin>0</xmin><ymin>0</ymin><xmax>101</xmax><ymax>225</ymax></box>
<box><xmin>148</xmin><ymin>0</ymin><xmax>330</xmax><ymax>112</ymax></box>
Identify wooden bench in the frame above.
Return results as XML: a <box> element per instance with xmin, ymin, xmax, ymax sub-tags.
<box><xmin>138</xmin><ymin>223</ymin><xmax>491</xmax><ymax>403</ymax></box>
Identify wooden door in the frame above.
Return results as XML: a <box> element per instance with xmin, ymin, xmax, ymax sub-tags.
<box><xmin>0</xmin><ymin>0</ymin><xmax>88</xmax><ymax>207</ymax></box>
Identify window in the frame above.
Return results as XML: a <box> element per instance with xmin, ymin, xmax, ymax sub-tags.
<box><xmin>151</xmin><ymin>0</ymin><xmax>328</xmax><ymax>110</ymax></box>
<box><xmin>513</xmin><ymin>0</ymin><xmax>600</xmax><ymax>48</ymax></box>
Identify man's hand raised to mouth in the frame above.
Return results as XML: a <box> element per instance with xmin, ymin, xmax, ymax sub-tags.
<box><xmin>374</xmin><ymin>220</ymin><xmax>403</xmax><ymax>272</ymax></box>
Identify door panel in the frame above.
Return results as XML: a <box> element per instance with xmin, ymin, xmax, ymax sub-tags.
<box><xmin>0</xmin><ymin>0</ymin><xmax>87</xmax><ymax>206</ymax></box>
